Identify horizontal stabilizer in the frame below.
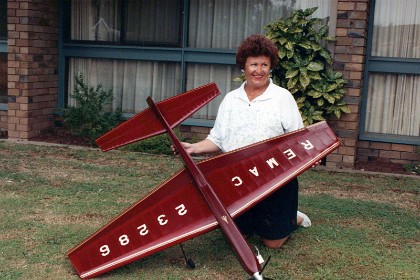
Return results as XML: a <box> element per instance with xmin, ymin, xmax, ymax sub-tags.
<box><xmin>96</xmin><ymin>83</ymin><xmax>220</xmax><ymax>151</ymax></box>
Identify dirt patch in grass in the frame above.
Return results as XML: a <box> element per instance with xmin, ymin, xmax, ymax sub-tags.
<box><xmin>29</xmin><ymin>126</ymin><xmax>93</xmax><ymax>147</ymax></box>
<box><xmin>26</xmin><ymin>212</ymin><xmax>109</xmax><ymax>227</ymax></box>
<box><xmin>300</xmin><ymin>177</ymin><xmax>419</xmax><ymax>211</ymax></box>
<box><xmin>354</xmin><ymin>160</ymin><xmax>418</xmax><ymax>176</ymax></box>
<box><xmin>302</xmin><ymin>187</ymin><xmax>418</xmax><ymax>211</ymax></box>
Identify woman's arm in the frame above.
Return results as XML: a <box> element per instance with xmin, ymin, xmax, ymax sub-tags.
<box><xmin>175</xmin><ymin>139</ymin><xmax>220</xmax><ymax>155</ymax></box>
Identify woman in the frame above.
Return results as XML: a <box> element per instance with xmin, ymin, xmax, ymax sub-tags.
<box><xmin>180</xmin><ymin>34</ymin><xmax>311</xmax><ymax>248</ymax></box>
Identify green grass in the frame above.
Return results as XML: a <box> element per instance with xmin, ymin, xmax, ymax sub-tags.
<box><xmin>0</xmin><ymin>141</ymin><xmax>419</xmax><ymax>279</ymax></box>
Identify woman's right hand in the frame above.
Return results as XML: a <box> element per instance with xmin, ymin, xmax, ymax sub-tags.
<box><xmin>171</xmin><ymin>142</ymin><xmax>195</xmax><ymax>155</ymax></box>
<box><xmin>171</xmin><ymin>139</ymin><xmax>220</xmax><ymax>156</ymax></box>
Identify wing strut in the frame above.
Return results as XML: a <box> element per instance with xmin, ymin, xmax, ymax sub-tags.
<box><xmin>146</xmin><ymin>97</ymin><xmax>263</xmax><ymax>280</ymax></box>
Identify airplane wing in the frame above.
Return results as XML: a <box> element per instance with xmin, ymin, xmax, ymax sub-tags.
<box><xmin>96</xmin><ymin>83</ymin><xmax>220</xmax><ymax>151</ymax></box>
<box><xmin>68</xmin><ymin>121</ymin><xmax>340</xmax><ymax>278</ymax></box>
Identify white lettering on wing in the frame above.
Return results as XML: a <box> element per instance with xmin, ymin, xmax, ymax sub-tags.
<box><xmin>99</xmin><ymin>203</ymin><xmax>191</xmax><ymax>258</ymax></box>
<box><xmin>301</xmin><ymin>140</ymin><xmax>314</xmax><ymax>150</ymax></box>
<box><xmin>249</xmin><ymin>167</ymin><xmax>259</xmax><ymax>176</ymax></box>
<box><xmin>284</xmin><ymin>149</ymin><xmax>296</xmax><ymax>159</ymax></box>
<box><xmin>266</xmin><ymin>158</ymin><xmax>279</xmax><ymax>168</ymax></box>
<box><xmin>230</xmin><ymin>138</ymin><xmax>314</xmax><ymax>187</ymax></box>
<box><xmin>232</xmin><ymin>176</ymin><xmax>243</xmax><ymax>186</ymax></box>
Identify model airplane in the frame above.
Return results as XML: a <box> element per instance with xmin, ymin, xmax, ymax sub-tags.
<box><xmin>68</xmin><ymin>83</ymin><xmax>341</xmax><ymax>279</ymax></box>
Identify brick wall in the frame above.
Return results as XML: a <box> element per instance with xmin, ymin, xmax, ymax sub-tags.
<box><xmin>0</xmin><ymin>109</ymin><xmax>7</xmax><ymax>132</ymax></box>
<box><xmin>358</xmin><ymin>141</ymin><xmax>420</xmax><ymax>164</ymax></box>
<box><xmin>179</xmin><ymin>125</ymin><xmax>211</xmax><ymax>142</ymax></box>
<box><xmin>7</xmin><ymin>0</ymin><xmax>58</xmax><ymax>139</ymax></box>
<box><xmin>326</xmin><ymin>0</ymin><xmax>369</xmax><ymax>169</ymax></box>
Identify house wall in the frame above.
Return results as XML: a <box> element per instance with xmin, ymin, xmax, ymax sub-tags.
<box><xmin>331</xmin><ymin>0</ymin><xmax>419</xmax><ymax>166</ymax></box>
<box><xmin>180</xmin><ymin>0</ymin><xmax>420</xmax><ymax>167</ymax></box>
<box><xmin>6</xmin><ymin>0</ymin><xmax>58</xmax><ymax>139</ymax></box>
<box><xmin>3</xmin><ymin>0</ymin><xmax>419</xmax><ymax>166</ymax></box>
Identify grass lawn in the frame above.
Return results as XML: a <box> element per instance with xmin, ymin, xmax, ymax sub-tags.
<box><xmin>0</xmin><ymin>141</ymin><xmax>419</xmax><ymax>280</ymax></box>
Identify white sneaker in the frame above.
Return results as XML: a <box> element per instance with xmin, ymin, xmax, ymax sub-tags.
<box><xmin>297</xmin><ymin>211</ymin><xmax>312</xmax><ymax>227</ymax></box>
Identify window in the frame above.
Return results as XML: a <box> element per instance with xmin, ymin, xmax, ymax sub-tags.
<box><xmin>361</xmin><ymin>0</ymin><xmax>420</xmax><ymax>144</ymax></box>
<box><xmin>365</xmin><ymin>73</ymin><xmax>419</xmax><ymax>137</ymax></box>
<box><xmin>124</xmin><ymin>0</ymin><xmax>182</xmax><ymax>46</ymax></box>
<box><xmin>0</xmin><ymin>53</ymin><xmax>6</xmax><ymax>104</ymax></box>
<box><xmin>188</xmin><ymin>0</ymin><xmax>332</xmax><ymax>50</ymax></box>
<box><xmin>0</xmin><ymin>0</ymin><xmax>6</xmax><ymax>40</ymax></box>
<box><xmin>70</xmin><ymin>0</ymin><xmax>183</xmax><ymax>46</ymax></box>
<box><xmin>68</xmin><ymin>58</ymin><xmax>182</xmax><ymax>113</ymax></box>
<box><xmin>0</xmin><ymin>0</ymin><xmax>7</xmax><ymax>106</ymax></box>
<box><xmin>63</xmin><ymin>0</ymin><xmax>333</xmax><ymax>122</ymax></box>
<box><xmin>70</xmin><ymin>0</ymin><xmax>121</xmax><ymax>42</ymax></box>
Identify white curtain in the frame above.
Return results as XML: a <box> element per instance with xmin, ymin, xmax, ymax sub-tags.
<box><xmin>69</xmin><ymin>0</ymin><xmax>332</xmax><ymax>119</ymax></box>
<box><xmin>371</xmin><ymin>0</ymin><xmax>420</xmax><ymax>58</ymax></box>
<box><xmin>71</xmin><ymin>0</ymin><xmax>120</xmax><ymax>41</ymax></box>
<box><xmin>188</xmin><ymin>0</ymin><xmax>289</xmax><ymax>49</ymax></box>
<box><xmin>68</xmin><ymin>58</ymin><xmax>182</xmax><ymax>114</ymax></box>
<box><xmin>187</xmin><ymin>64</ymin><xmax>242</xmax><ymax>119</ymax></box>
<box><xmin>124</xmin><ymin>0</ymin><xmax>181</xmax><ymax>45</ymax></box>
<box><xmin>189</xmin><ymin>0</ymin><xmax>331</xmax><ymax>49</ymax></box>
<box><xmin>365</xmin><ymin>0</ymin><xmax>420</xmax><ymax>136</ymax></box>
<box><xmin>366</xmin><ymin>74</ymin><xmax>419</xmax><ymax>136</ymax></box>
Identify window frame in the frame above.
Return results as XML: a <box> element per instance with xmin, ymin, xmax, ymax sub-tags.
<box><xmin>0</xmin><ymin>0</ymin><xmax>7</xmax><ymax>110</ymax></box>
<box><xmin>0</xmin><ymin>0</ymin><xmax>6</xmax><ymax>40</ymax></box>
<box><xmin>59</xmin><ymin>0</ymin><xmax>237</xmax><ymax>127</ymax></box>
<box><xmin>0</xmin><ymin>46</ymin><xmax>6</xmax><ymax>111</ymax></box>
<box><xmin>0</xmin><ymin>40</ymin><xmax>5</xmax><ymax>52</ymax></box>
<box><xmin>59</xmin><ymin>0</ymin><xmax>337</xmax><ymax>128</ymax></box>
<box><xmin>360</xmin><ymin>0</ymin><xmax>420</xmax><ymax>145</ymax></box>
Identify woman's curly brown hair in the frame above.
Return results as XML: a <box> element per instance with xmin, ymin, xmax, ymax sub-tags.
<box><xmin>236</xmin><ymin>34</ymin><xmax>279</xmax><ymax>70</ymax></box>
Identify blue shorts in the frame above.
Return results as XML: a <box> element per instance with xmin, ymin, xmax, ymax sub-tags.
<box><xmin>234</xmin><ymin>178</ymin><xmax>299</xmax><ymax>240</ymax></box>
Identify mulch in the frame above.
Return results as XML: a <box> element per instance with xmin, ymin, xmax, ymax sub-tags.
<box><xmin>354</xmin><ymin>161</ymin><xmax>417</xmax><ymax>176</ymax></box>
<box><xmin>29</xmin><ymin>127</ymin><xmax>93</xmax><ymax>147</ymax></box>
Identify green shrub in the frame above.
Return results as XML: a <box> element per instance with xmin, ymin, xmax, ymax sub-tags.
<box><xmin>403</xmin><ymin>162</ymin><xmax>420</xmax><ymax>175</ymax></box>
<box><xmin>403</xmin><ymin>146</ymin><xmax>420</xmax><ymax>175</ymax></box>
<box><xmin>63</xmin><ymin>74</ymin><xmax>122</xmax><ymax>146</ymax></box>
<box><xmin>265</xmin><ymin>7</ymin><xmax>350</xmax><ymax>125</ymax></box>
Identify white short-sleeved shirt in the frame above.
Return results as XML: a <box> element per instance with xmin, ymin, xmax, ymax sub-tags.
<box><xmin>207</xmin><ymin>79</ymin><xmax>304</xmax><ymax>152</ymax></box>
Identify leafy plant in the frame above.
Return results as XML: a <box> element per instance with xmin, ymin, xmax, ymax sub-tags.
<box><xmin>265</xmin><ymin>7</ymin><xmax>350</xmax><ymax>125</ymax></box>
<box><xmin>403</xmin><ymin>146</ymin><xmax>420</xmax><ymax>175</ymax></box>
<box><xmin>63</xmin><ymin>74</ymin><xmax>122</xmax><ymax>146</ymax></box>
<box><xmin>404</xmin><ymin>162</ymin><xmax>420</xmax><ymax>175</ymax></box>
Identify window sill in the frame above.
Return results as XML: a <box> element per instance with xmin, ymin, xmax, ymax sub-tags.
<box><xmin>359</xmin><ymin>131</ymin><xmax>420</xmax><ymax>145</ymax></box>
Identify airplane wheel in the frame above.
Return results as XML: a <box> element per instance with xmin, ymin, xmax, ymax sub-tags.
<box><xmin>186</xmin><ymin>258</ymin><xmax>195</xmax><ymax>269</ymax></box>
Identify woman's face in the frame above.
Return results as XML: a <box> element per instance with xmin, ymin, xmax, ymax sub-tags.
<box><xmin>243</xmin><ymin>56</ymin><xmax>271</xmax><ymax>89</ymax></box>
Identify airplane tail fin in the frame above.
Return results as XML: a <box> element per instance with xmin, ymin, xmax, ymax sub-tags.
<box><xmin>96</xmin><ymin>83</ymin><xmax>220</xmax><ymax>151</ymax></box>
